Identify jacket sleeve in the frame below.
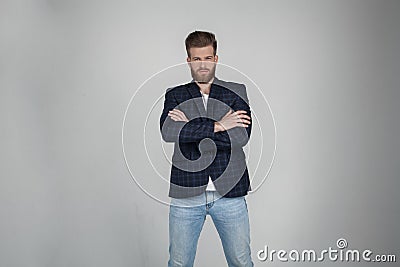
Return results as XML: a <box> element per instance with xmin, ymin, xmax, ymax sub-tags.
<box><xmin>212</xmin><ymin>84</ymin><xmax>252</xmax><ymax>150</ymax></box>
<box><xmin>159</xmin><ymin>89</ymin><xmax>215</xmax><ymax>143</ymax></box>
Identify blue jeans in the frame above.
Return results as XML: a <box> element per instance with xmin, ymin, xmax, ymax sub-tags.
<box><xmin>168</xmin><ymin>191</ymin><xmax>254</xmax><ymax>267</ymax></box>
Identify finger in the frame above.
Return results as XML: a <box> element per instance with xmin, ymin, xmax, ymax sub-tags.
<box><xmin>169</xmin><ymin>110</ymin><xmax>180</xmax><ymax>115</ymax></box>
<box><xmin>168</xmin><ymin>113</ymin><xmax>177</xmax><ymax>119</ymax></box>
<box><xmin>234</xmin><ymin>116</ymin><xmax>251</xmax><ymax>124</ymax></box>
<box><xmin>236</xmin><ymin>119</ymin><xmax>251</xmax><ymax>125</ymax></box>
<box><xmin>169</xmin><ymin>110</ymin><xmax>184</xmax><ymax>120</ymax></box>
<box><xmin>229</xmin><ymin>111</ymin><xmax>247</xmax><ymax>119</ymax></box>
<box><xmin>172</xmin><ymin>109</ymin><xmax>188</xmax><ymax>121</ymax></box>
<box><xmin>238</xmin><ymin>117</ymin><xmax>251</xmax><ymax>123</ymax></box>
<box><xmin>236</xmin><ymin>114</ymin><xmax>251</xmax><ymax>120</ymax></box>
<box><xmin>172</xmin><ymin>109</ymin><xmax>185</xmax><ymax>116</ymax></box>
<box><xmin>169</xmin><ymin>109</ymin><xmax>181</xmax><ymax>115</ymax></box>
<box><xmin>234</xmin><ymin>110</ymin><xmax>248</xmax><ymax>115</ymax></box>
<box><xmin>168</xmin><ymin>110</ymin><xmax>177</xmax><ymax>116</ymax></box>
<box><xmin>168</xmin><ymin>114</ymin><xmax>183</xmax><ymax>121</ymax></box>
<box><xmin>168</xmin><ymin>111</ymin><xmax>178</xmax><ymax>116</ymax></box>
<box><xmin>230</xmin><ymin>115</ymin><xmax>250</xmax><ymax>123</ymax></box>
<box><xmin>236</xmin><ymin>123</ymin><xmax>249</xmax><ymax>127</ymax></box>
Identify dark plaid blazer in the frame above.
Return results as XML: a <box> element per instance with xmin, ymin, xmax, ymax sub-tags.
<box><xmin>160</xmin><ymin>77</ymin><xmax>252</xmax><ymax>198</ymax></box>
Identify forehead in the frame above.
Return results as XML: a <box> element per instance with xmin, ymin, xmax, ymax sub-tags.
<box><xmin>189</xmin><ymin>45</ymin><xmax>214</xmax><ymax>58</ymax></box>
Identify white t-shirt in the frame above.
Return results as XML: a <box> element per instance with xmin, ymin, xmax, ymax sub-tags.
<box><xmin>201</xmin><ymin>92</ymin><xmax>216</xmax><ymax>191</ymax></box>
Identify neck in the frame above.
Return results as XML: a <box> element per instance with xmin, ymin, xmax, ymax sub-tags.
<box><xmin>196</xmin><ymin>77</ymin><xmax>214</xmax><ymax>94</ymax></box>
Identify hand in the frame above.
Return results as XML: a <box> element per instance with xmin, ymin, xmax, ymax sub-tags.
<box><xmin>214</xmin><ymin>110</ymin><xmax>251</xmax><ymax>132</ymax></box>
<box><xmin>168</xmin><ymin>109</ymin><xmax>189</xmax><ymax>122</ymax></box>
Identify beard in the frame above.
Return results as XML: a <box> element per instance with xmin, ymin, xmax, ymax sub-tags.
<box><xmin>190</xmin><ymin>64</ymin><xmax>216</xmax><ymax>84</ymax></box>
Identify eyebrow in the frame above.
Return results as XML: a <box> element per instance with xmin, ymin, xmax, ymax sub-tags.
<box><xmin>192</xmin><ymin>56</ymin><xmax>214</xmax><ymax>60</ymax></box>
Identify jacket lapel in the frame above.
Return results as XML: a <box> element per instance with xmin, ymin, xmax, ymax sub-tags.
<box><xmin>186</xmin><ymin>82</ymin><xmax>206</xmax><ymax>117</ymax></box>
<box><xmin>209</xmin><ymin>78</ymin><xmax>227</xmax><ymax>120</ymax></box>
<box><xmin>208</xmin><ymin>82</ymin><xmax>218</xmax><ymax>120</ymax></box>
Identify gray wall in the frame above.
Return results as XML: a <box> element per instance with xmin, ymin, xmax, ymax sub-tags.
<box><xmin>1</xmin><ymin>0</ymin><xmax>399</xmax><ymax>266</ymax></box>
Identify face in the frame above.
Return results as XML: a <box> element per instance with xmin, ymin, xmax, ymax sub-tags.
<box><xmin>187</xmin><ymin>45</ymin><xmax>218</xmax><ymax>83</ymax></box>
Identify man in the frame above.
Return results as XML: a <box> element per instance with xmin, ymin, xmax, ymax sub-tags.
<box><xmin>160</xmin><ymin>31</ymin><xmax>254</xmax><ymax>267</ymax></box>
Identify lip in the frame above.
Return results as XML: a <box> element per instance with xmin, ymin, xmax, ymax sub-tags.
<box><xmin>198</xmin><ymin>70</ymin><xmax>209</xmax><ymax>74</ymax></box>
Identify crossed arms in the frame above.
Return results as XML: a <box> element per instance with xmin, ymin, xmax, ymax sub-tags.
<box><xmin>160</xmin><ymin>86</ymin><xmax>252</xmax><ymax>150</ymax></box>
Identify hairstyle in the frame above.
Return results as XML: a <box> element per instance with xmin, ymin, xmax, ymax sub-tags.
<box><xmin>185</xmin><ymin>31</ymin><xmax>217</xmax><ymax>57</ymax></box>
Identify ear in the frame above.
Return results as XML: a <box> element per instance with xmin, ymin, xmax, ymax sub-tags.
<box><xmin>214</xmin><ymin>55</ymin><xmax>219</xmax><ymax>62</ymax></box>
<box><xmin>186</xmin><ymin>56</ymin><xmax>191</xmax><ymax>62</ymax></box>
